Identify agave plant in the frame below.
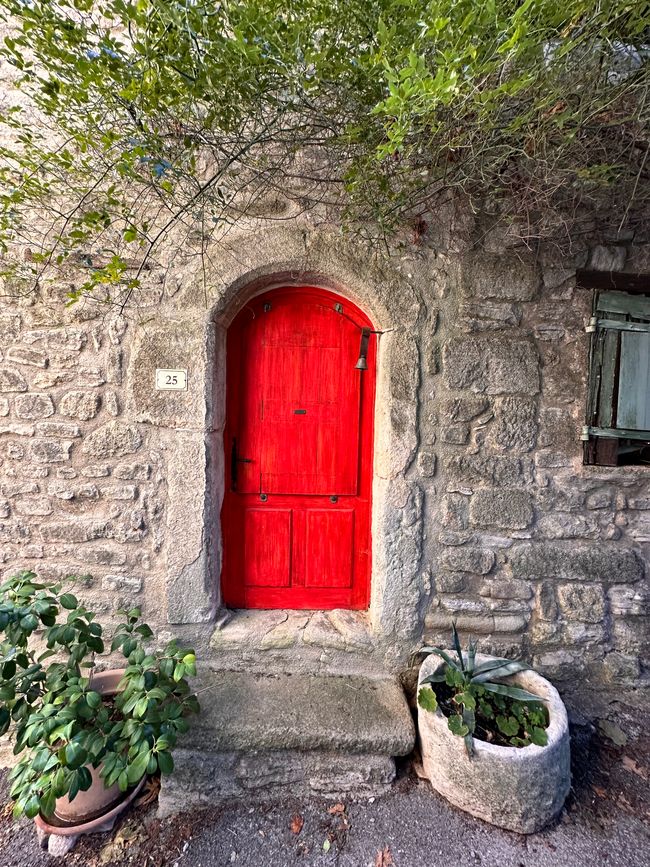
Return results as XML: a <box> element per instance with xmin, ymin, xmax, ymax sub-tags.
<box><xmin>417</xmin><ymin>623</ymin><xmax>547</xmax><ymax>756</ymax></box>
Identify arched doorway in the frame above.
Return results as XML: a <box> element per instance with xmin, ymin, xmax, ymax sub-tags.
<box><xmin>221</xmin><ymin>285</ymin><xmax>377</xmax><ymax>609</ymax></box>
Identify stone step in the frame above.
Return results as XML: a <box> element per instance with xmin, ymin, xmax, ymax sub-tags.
<box><xmin>159</xmin><ymin>671</ymin><xmax>415</xmax><ymax>815</ymax></box>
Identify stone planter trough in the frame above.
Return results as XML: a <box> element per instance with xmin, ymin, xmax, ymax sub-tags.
<box><xmin>417</xmin><ymin>652</ymin><xmax>571</xmax><ymax>834</ymax></box>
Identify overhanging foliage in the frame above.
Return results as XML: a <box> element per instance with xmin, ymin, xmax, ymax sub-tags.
<box><xmin>0</xmin><ymin>0</ymin><xmax>647</xmax><ymax>303</ymax></box>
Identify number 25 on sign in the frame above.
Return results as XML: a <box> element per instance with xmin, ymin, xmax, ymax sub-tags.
<box><xmin>155</xmin><ymin>369</ymin><xmax>188</xmax><ymax>390</ymax></box>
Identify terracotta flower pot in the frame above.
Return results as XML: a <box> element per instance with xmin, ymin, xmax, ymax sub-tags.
<box><xmin>52</xmin><ymin>668</ymin><xmax>128</xmax><ymax>825</ymax></box>
<box><xmin>417</xmin><ymin>653</ymin><xmax>571</xmax><ymax>834</ymax></box>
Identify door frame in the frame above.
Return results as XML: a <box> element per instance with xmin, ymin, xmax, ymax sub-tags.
<box><xmin>221</xmin><ymin>285</ymin><xmax>377</xmax><ymax>610</ymax></box>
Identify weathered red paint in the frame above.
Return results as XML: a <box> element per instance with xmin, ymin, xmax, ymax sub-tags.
<box><xmin>221</xmin><ymin>286</ymin><xmax>376</xmax><ymax>609</ymax></box>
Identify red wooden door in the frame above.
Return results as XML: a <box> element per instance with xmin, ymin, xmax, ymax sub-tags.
<box><xmin>221</xmin><ymin>286</ymin><xmax>376</xmax><ymax>609</ymax></box>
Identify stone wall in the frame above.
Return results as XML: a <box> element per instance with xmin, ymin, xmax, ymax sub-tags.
<box><xmin>0</xmin><ymin>220</ymin><xmax>648</xmax><ymax>687</ymax></box>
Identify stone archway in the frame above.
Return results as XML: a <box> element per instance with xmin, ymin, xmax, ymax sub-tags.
<box><xmin>126</xmin><ymin>225</ymin><xmax>430</xmax><ymax>668</ymax></box>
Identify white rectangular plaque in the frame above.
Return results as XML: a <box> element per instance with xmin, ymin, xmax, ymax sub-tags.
<box><xmin>155</xmin><ymin>369</ymin><xmax>188</xmax><ymax>391</ymax></box>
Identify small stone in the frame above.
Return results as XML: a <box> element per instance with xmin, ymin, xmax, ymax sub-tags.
<box><xmin>14</xmin><ymin>393</ymin><xmax>55</xmax><ymax>420</ymax></box>
<box><xmin>101</xmin><ymin>485</ymin><xmax>138</xmax><ymax>500</ymax></box>
<box><xmin>102</xmin><ymin>574</ymin><xmax>142</xmax><ymax>593</ymax></box>
<box><xmin>113</xmin><ymin>463</ymin><xmax>151</xmax><ymax>480</ymax></box>
<box><xmin>417</xmin><ymin>448</ymin><xmax>437</xmax><ymax>478</ymax></box>
<box><xmin>105</xmin><ymin>391</ymin><xmax>119</xmax><ymax>416</ymax></box>
<box><xmin>82</xmin><ymin>464</ymin><xmax>111</xmax><ymax>478</ymax></box>
<box><xmin>59</xmin><ymin>390</ymin><xmax>100</xmax><ymax>420</ymax></box>
<box><xmin>0</xmin><ymin>500</ymin><xmax>10</xmax><ymax>518</ymax></box>
<box><xmin>6</xmin><ymin>347</ymin><xmax>47</xmax><ymax>368</ymax></box>
<box><xmin>33</xmin><ymin>371</ymin><xmax>74</xmax><ymax>389</ymax></box>
<box><xmin>0</xmin><ymin>398</ymin><xmax>9</xmax><ymax>416</ymax></box>
<box><xmin>36</xmin><ymin>421</ymin><xmax>81</xmax><ymax>438</ymax></box>
<box><xmin>441</xmin><ymin>424</ymin><xmax>469</xmax><ymax>445</ymax></box>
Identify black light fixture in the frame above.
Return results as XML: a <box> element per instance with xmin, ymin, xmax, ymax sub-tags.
<box><xmin>355</xmin><ymin>328</ymin><xmax>371</xmax><ymax>370</ymax></box>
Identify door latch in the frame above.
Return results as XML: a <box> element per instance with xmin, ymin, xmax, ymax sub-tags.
<box><xmin>231</xmin><ymin>437</ymin><xmax>252</xmax><ymax>490</ymax></box>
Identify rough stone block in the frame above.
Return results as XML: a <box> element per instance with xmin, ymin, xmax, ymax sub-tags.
<box><xmin>0</xmin><ymin>368</ymin><xmax>28</xmax><ymax>392</ymax></box>
<box><xmin>440</xmin><ymin>494</ymin><xmax>469</xmax><ymax>531</ymax></box>
<box><xmin>608</xmin><ymin>585</ymin><xmax>648</xmax><ymax>617</ymax></box>
<box><xmin>59</xmin><ymin>390</ymin><xmax>100</xmax><ymax>420</ymax></box>
<box><xmin>6</xmin><ymin>347</ymin><xmax>47</xmax><ymax>368</ymax></box>
<box><xmin>186</xmin><ymin>671</ymin><xmax>414</xmax><ymax>755</ymax></box>
<box><xmin>14</xmin><ymin>393</ymin><xmax>55</xmax><ymax>420</ymax></box>
<box><xmin>127</xmin><ymin>321</ymin><xmax>209</xmax><ymax>429</ymax></box>
<box><xmin>603</xmin><ymin>652</ymin><xmax>641</xmax><ymax>684</ymax></box>
<box><xmin>159</xmin><ymin>749</ymin><xmax>396</xmax><ymax>817</ymax></box>
<box><xmin>446</xmin><ymin>455</ymin><xmax>523</xmax><ymax>486</ymax></box>
<box><xmin>557</xmin><ymin>583</ymin><xmax>605</xmax><ymax>623</ymax></box>
<box><xmin>441</xmin><ymin>547</ymin><xmax>495</xmax><ymax>575</ymax></box>
<box><xmin>14</xmin><ymin>497</ymin><xmax>53</xmax><ymax>517</ymax></box>
<box><xmin>30</xmin><ymin>440</ymin><xmax>72</xmax><ymax>464</ymax></box>
<box><xmin>536</xmin><ymin>513</ymin><xmax>600</xmax><ymax>540</ymax></box>
<box><xmin>0</xmin><ymin>423</ymin><xmax>34</xmax><ymax>436</ymax></box>
<box><xmin>461</xmin><ymin>252</ymin><xmax>540</xmax><ymax>302</ymax></box>
<box><xmin>82</xmin><ymin>421</ymin><xmax>142</xmax><ymax>458</ymax></box>
<box><xmin>445</xmin><ymin>396</ymin><xmax>490</xmax><ymax>422</ymax></box>
<box><xmin>510</xmin><ymin>543</ymin><xmax>643</xmax><ymax>584</ymax></box>
<box><xmin>458</xmin><ymin>301</ymin><xmax>521</xmax><ymax>332</ymax></box>
<box><xmin>490</xmin><ymin>396</ymin><xmax>537</xmax><ymax>452</ymax></box>
<box><xmin>40</xmin><ymin>521</ymin><xmax>111</xmax><ymax>543</ymax></box>
<box><xmin>443</xmin><ymin>338</ymin><xmax>539</xmax><ymax>395</ymax></box>
<box><xmin>469</xmin><ymin>489</ymin><xmax>533</xmax><ymax>530</ymax></box>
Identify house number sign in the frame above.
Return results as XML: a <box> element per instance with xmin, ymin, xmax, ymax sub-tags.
<box><xmin>155</xmin><ymin>369</ymin><xmax>188</xmax><ymax>390</ymax></box>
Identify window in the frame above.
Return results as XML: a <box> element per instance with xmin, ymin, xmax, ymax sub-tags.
<box><xmin>584</xmin><ymin>288</ymin><xmax>650</xmax><ymax>467</ymax></box>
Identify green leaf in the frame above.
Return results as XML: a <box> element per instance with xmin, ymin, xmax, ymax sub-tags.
<box><xmin>59</xmin><ymin>593</ymin><xmax>78</xmax><ymax>610</ymax></box>
<box><xmin>157</xmin><ymin>751</ymin><xmax>174</xmax><ymax>775</ymax></box>
<box><xmin>472</xmin><ymin>661</ymin><xmax>531</xmax><ymax>683</ymax></box>
<box><xmin>64</xmin><ymin>742</ymin><xmax>86</xmax><ymax>770</ymax></box>
<box><xmin>496</xmin><ymin>715</ymin><xmax>520</xmax><ymax>737</ymax></box>
<box><xmin>417</xmin><ymin>686</ymin><xmax>438</xmax><ymax>713</ymax></box>
<box><xmin>481</xmin><ymin>682</ymin><xmax>544</xmax><ymax>703</ymax></box>
<box><xmin>447</xmin><ymin>714</ymin><xmax>469</xmax><ymax>738</ymax></box>
<box><xmin>530</xmin><ymin>726</ymin><xmax>548</xmax><ymax>747</ymax></box>
<box><xmin>456</xmin><ymin>691</ymin><xmax>476</xmax><ymax>710</ymax></box>
<box><xmin>86</xmin><ymin>691</ymin><xmax>101</xmax><ymax>709</ymax></box>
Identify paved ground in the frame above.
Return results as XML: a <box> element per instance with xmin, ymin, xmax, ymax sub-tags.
<box><xmin>1</xmin><ymin>688</ymin><xmax>649</xmax><ymax>867</ymax></box>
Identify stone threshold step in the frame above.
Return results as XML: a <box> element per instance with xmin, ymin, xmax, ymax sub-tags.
<box><xmin>187</xmin><ymin>670</ymin><xmax>415</xmax><ymax>755</ymax></box>
<box><xmin>159</xmin><ymin>672</ymin><xmax>415</xmax><ymax>814</ymax></box>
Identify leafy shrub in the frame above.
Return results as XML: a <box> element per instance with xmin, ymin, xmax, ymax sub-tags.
<box><xmin>417</xmin><ymin>623</ymin><xmax>548</xmax><ymax>756</ymax></box>
<box><xmin>0</xmin><ymin>571</ymin><xmax>199</xmax><ymax>819</ymax></box>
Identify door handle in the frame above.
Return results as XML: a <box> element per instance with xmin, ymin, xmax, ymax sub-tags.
<box><xmin>231</xmin><ymin>438</ymin><xmax>252</xmax><ymax>491</ymax></box>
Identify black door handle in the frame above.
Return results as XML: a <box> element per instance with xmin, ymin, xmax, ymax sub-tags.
<box><xmin>231</xmin><ymin>438</ymin><xmax>252</xmax><ymax>490</ymax></box>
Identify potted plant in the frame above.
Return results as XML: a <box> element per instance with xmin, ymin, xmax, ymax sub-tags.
<box><xmin>416</xmin><ymin>624</ymin><xmax>570</xmax><ymax>833</ymax></box>
<box><xmin>0</xmin><ymin>571</ymin><xmax>199</xmax><ymax>847</ymax></box>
